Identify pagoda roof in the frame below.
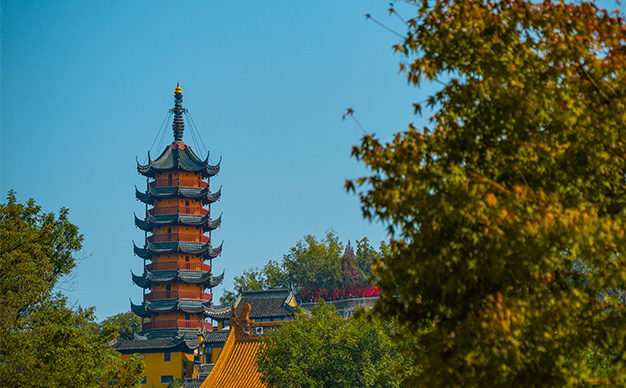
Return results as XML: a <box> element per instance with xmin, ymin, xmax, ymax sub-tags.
<box><xmin>204</xmin><ymin>305</ymin><xmax>233</xmax><ymax>321</ymax></box>
<box><xmin>132</xmin><ymin>269</ymin><xmax>224</xmax><ymax>288</ymax></box>
<box><xmin>114</xmin><ymin>336</ymin><xmax>198</xmax><ymax>354</ymax></box>
<box><xmin>135</xmin><ymin>185</ymin><xmax>221</xmax><ymax>205</ymax></box>
<box><xmin>205</xmin><ymin>289</ymin><xmax>296</xmax><ymax>322</ymax></box>
<box><xmin>137</xmin><ymin>142</ymin><xmax>220</xmax><ymax>178</ymax></box>
<box><xmin>131</xmin><ymin>298</ymin><xmax>212</xmax><ymax>317</ymax></box>
<box><xmin>134</xmin><ymin>212</ymin><xmax>222</xmax><ymax>232</ymax></box>
<box><xmin>133</xmin><ymin>241</ymin><xmax>223</xmax><ymax>259</ymax></box>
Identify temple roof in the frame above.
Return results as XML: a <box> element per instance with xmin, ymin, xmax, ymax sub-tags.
<box><xmin>137</xmin><ymin>143</ymin><xmax>220</xmax><ymax>178</ymax></box>
<box><xmin>132</xmin><ymin>269</ymin><xmax>224</xmax><ymax>288</ymax></box>
<box><xmin>133</xmin><ymin>241</ymin><xmax>223</xmax><ymax>259</ymax></box>
<box><xmin>135</xmin><ymin>185</ymin><xmax>221</xmax><ymax>205</ymax></box>
<box><xmin>114</xmin><ymin>336</ymin><xmax>198</xmax><ymax>354</ymax></box>
<box><xmin>134</xmin><ymin>212</ymin><xmax>222</xmax><ymax>232</ymax></box>
<box><xmin>131</xmin><ymin>298</ymin><xmax>212</xmax><ymax>317</ymax></box>
<box><xmin>201</xmin><ymin>338</ymin><xmax>265</xmax><ymax>388</ymax></box>
<box><xmin>200</xmin><ymin>305</ymin><xmax>266</xmax><ymax>388</ymax></box>
<box><xmin>201</xmin><ymin>330</ymin><xmax>230</xmax><ymax>346</ymax></box>
<box><xmin>205</xmin><ymin>289</ymin><xmax>296</xmax><ymax>322</ymax></box>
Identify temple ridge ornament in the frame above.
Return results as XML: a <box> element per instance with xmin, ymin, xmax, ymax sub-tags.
<box><xmin>230</xmin><ymin>303</ymin><xmax>254</xmax><ymax>339</ymax></box>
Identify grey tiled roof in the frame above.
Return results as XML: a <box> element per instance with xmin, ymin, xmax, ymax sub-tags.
<box><xmin>131</xmin><ymin>270</ymin><xmax>224</xmax><ymax>288</ymax></box>
<box><xmin>204</xmin><ymin>305</ymin><xmax>232</xmax><ymax>320</ymax></box>
<box><xmin>201</xmin><ymin>330</ymin><xmax>230</xmax><ymax>346</ymax></box>
<box><xmin>114</xmin><ymin>336</ymin><xmax>198</xmax><ymax>354</ymax></box>
<box><xmin>134</xmin><ymin>212</ymin><xmax>221</xmax><ymax>232</ymax></box>
<box><xmin>205</xmin><ymin>289</ymin><xmax>297</xmax><ymax>321</ymax></box>
<box><xmin>238</xmin><ymin>289</ymin><xmax>296</xmax><ymax>320</ymax></box>
<box><xmin>130</xmin><ymin>299</ymin><xmax>211</xmax><ymax>317</ymax></box>
<box><xmin>137</xmin><ymin>143</ymin><xmax>220</xmax><ymax>178</ymax></box>
<box><xmin>133</xmin><ymin>241</ymin><xmax>223</xmax><ymax>259</ymax></box>
<box><xmin>135</xmin><ymin>186</ymin><xmax>221</xmax><ymax>205</ymax></box>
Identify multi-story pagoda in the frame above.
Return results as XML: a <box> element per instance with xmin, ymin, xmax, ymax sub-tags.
<box><xmin>131</xmin><ymin>83</ymin><xmax>224</xmax><ymax>338</ymax></box>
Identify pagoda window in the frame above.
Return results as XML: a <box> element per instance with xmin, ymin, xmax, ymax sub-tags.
<box><xmin>164</xmin><ymin>352</ymin><xmax>171</xmax><ymax>362</ymax></box>
<box><xmin>167</xmin><ymin>227</ymin><xmax>172</xmax><ymax>234</ymax></box>
<box><xmin>185</xmin><ymin>256</ymin><xmax>190</xmax><ymax>262</ymax></box>
<box><xmin>185</xmin><ymin>200</ymin><xmax>190</xmax><ymax>207</ymax></box>
<box><xmin>185</xmin><ymin>313</ymin><xmax>190</xmax><ymax>321</ymax></box>
<box><xmin>161</xmin><ymin>375</ymin><xmax>173</xmax><ymax>384</ymax></box>
<box><xmin>168</xmin><ymin>174</ymin><xmax>173</xmax><ymax>186</ymax></box>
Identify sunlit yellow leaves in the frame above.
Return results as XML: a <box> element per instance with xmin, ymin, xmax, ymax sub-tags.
<box><xmin>485</xmin><ymin>192</ymin><xmax>497</xmax><ymax>207</ymax></box>
<box><xmin>350</xmin><ymin>0</ymin><xmax>626</xmax><ymax>386</ymax></box>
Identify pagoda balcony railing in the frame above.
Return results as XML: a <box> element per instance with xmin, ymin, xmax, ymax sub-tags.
<box><xmin>150</xmin><ymin>179</ymin><xmax>208</xmax><ymax>189</ymax></box>
<box><xmin>148</xmin><ymin>233</ymin><xmax>210</xmax><ymax>244</ymax></box>
<box><xmin>142</xmin><ymin>319</ymin><xmax>212</xmax><ymax>331</ymax></box>
<box><xmin>145</xmin><ymin>290</ymin><xmax>213</xmax><ymax>301</ymax></box>
<box><xmin>146</xmin><ymin>262</ymin><xmax>212</xmax><ymax>272</ymax></box>
<box><xmin>149</xmin><ymin>206</ymin><xmax>209</xmax><ymax>216</ymax></box>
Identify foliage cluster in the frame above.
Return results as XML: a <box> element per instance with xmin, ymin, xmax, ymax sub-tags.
<box><xmin>0</xmin><ymin>191</ymin><xmax>144</xmax><ymax>387</ymax></box>
<box><xmin>99</xmin><ymin>310</ymin><xmax>143</xmax><ymax>341</ymax></box>
<box><xmin>220</xmin><ymin>231</ymin><xmax>383</xmax><ymax>305</ymax></box>
<box><xmin>257</xmin><ymin>302</ymin><xmax>410</xmax><ymax>388</ymax></box>
<box><xmin>348</xmin><ymin>0</ymin><xmax>626</xmax><ymax>386</ymax></box>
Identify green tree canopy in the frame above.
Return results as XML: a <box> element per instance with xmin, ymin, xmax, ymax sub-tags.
<box><xmin>219</xmin><ymin>231</ymin><xmax>383</xmax><ymax>305</ymax></box>
<box><xmin>0</xmin><ymin>191</ymin><xmax>143</xmax><ymax>387</ymax></box>
<box><xmin>99</xmin><ymin>310</ymin><xmax>143</xmax><ymax>341</ymax></box>
<box><xmin>349</xmin><ymin>1</ymin><xmax>626</xmax><ymax>386</ymax></box>
<box><xmin>257</xmin><ymin>302</ymin><xmax>409</xmax><ymax>388</ymax></box>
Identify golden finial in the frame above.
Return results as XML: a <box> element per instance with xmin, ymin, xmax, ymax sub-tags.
<box><xmin>175</xmin><ymin>82</ymin><xmax>182</xmax><ymax>95</ymax></box>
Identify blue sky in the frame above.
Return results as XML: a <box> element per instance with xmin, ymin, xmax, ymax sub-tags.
<box><xmin>1</xmin><ymin>1</ymin><xmax>428</xmax><ymax>319</ymax></box>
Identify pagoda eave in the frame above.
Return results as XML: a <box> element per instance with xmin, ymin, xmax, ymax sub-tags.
<box><xmin>134</xmin><ymin>213</ymin><xmax>222</xmax><ymax>231</ymax></box>
<box><xmin>135</xmin><ymin>186</ymin><xmax>221</xmax><ymax>205</ymax></box>
<box><xmin>133</xmin><ymin>241</ymin><xmax>223</xmax><ymax>258</ymax></box>
<box><xmin>132</xmin><ymin>269</ymin><xmax>224</xmax><ymax>287</ymax></box>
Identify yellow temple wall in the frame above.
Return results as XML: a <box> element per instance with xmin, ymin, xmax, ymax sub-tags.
<box><xmin>210</xmin><ymin>346</ymin><xmax>222</xmax><ymax>364</ymax></box>
<box><xmin>120</xmin><ymin>351</ymin><xmax>194</xmax><ymax>388</ymax></box>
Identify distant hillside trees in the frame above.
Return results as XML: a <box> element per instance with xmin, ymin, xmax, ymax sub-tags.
<box><xmin>219</xmin><ymin>231</ymin><xmax>383</xmax><ymax>305</ymax></box>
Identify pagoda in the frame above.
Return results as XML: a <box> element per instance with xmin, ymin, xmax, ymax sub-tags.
<box><xmin>131</xmin><ymin>83</ymin><xmax>224</xmax><ymax>338</ymax></box>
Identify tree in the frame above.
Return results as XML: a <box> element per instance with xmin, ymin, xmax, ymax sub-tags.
<box><xmin>219</xmin><ymin>231</ymin><xmax>383</xmax><ymax>304</ymax></box>
<box><xmin>166</xmin><ymin>378</ymin><xmax>183</xmax><ymax>388</ymax></box>
<box><xmin>100</xmin><ymin>310</ymin><xmax>143</xmax><ymax>341</ymax></box>
<box><xmin>219</xmin><ymin>261</ymin><xmax>289</xmax><ymax>305</ymax></box>
<box><xmin>257</xmin><ymin>302</ymin><xmax>408</xmax><ymax>388</ymax></box>
<box><xmin>0</xmin><ymin>191</ymin><xmax>142</xmax><ymax>387</ymax></box>
<box><xmin>341</xmin><ymin>241</ymin><xmax>363</xmax><ymax>288</ymax></box>
<box><xmin>282</xmin><ymin>231</ymin><xmax>345</xmax><ymax>293</ymax></box>
<box><xmin>349</xmin><ymin>1</ymin><xmax>626</xmax><ymax>386</ymax></box>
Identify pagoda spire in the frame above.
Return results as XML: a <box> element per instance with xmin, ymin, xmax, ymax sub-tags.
<box><xmin>171</xmin><ymin>82</ymin><xmax>186</xmax><ymax>142</ymax></box>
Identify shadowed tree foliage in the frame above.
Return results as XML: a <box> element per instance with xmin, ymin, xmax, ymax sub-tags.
<box><xmin>0</xmin><ymin>191</ymin><xmax>143</xmax><ymax>387</ymax></box>
<box><xmin>349</xmin><ymin>0</ymin><xmax>626</xmax><ymax>386</ymax></box>
<box><xmin>257</xmin><ymin>302</ymin><xmax>409</xmax><ymax>388</ymax></box>
<box><xmin>341</xmin><ymin>241</ymin><xmax>363</xmax><ymax>288</ymax></box>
